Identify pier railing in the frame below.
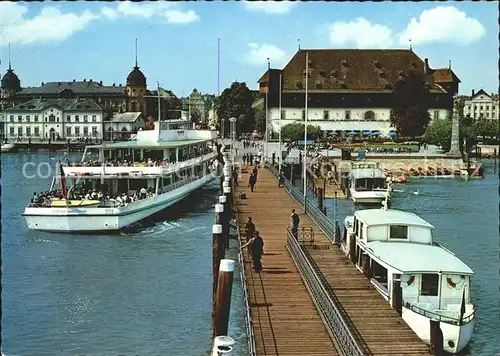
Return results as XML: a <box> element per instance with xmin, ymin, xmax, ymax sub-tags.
<box><xmin>235</xmin><ymin>214</ymin><xmax>257</xmax><ymax>356</ymax></box>
<box><xmin>286</xmin><ymin>230</ymin><xmax>365</xmax><ymax>356</ymax></box>
<box><xmin>268</xmin><ymin>164</ymin><xmax>339</xmax><ymax>244</ymax></box>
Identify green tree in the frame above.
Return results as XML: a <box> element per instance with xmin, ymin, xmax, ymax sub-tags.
<box><xmin>424</xmin><ymin>118</ymin><xmax>452</xmax><ymax>151</ymax></box>
<box><xmin>254</xmin><ymin>105</ymin><xmax>266</xmax><ymax>133</ymax></box>
<box><xmin>281</xmin><ymin>123</ymin><xmax>322</xmax><ymax>141</ymax></box>
<box><xmin>190</xmin><ymin>109</ymin><xmax>202</xmax><ymax>124</ymax></box>
<box><xmin>390</xmin><ymin>69</ymin><xmax>431</xmax><ymax>137</ymax></box>
<box><xmin>215</xmin><ymin>82</ymin><xmax>255</xmax><ymax>136</ymax></box>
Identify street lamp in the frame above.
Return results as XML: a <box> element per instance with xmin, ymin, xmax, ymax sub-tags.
<box><xmin>229</xmin><ymin>117</ymin><xmax>237</xmax><ymax>166</ymax></box>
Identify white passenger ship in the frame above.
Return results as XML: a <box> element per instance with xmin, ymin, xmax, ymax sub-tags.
<box><xmin>341</xmin><ymin>205</ymin><xmax>475</xmax><ymax>354</ymax></box>
<box><xmin>348</xmin><ymin>161</ymin><xmax>390</xmax><ymax>205</ymax></box>
<box><xmin>23</xmin><ymin>117</ymin><xmax>220</xmax><ymax>232</ymax></box>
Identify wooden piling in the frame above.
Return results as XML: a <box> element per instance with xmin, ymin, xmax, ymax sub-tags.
<box><xmin>223</xmin><ymin>186</ymin><xmax>232</xmax><ymax>249</ymax></box>
<box><xmin>349</xmin><ymin>233</ymin><xmax>356</xmax><ymax>264</ymax></box>
<box><xmin>391</xmin><ymin>280</ymin><xmax>403</xmax><ymax>316</ymax></box>
<box><xmin>214</xmin><ymin>259</ymin><xmax>235</xmax><ymax>338</ymax></box>
<box><xmin>430</xmin><ymin>319</ymin><xmax>444</xmax><ymax>355</ymax></box>
<box><xmin>212</xmin><ymin>223</ymin><xmax>223</xmax><ymax>330</ymax></box>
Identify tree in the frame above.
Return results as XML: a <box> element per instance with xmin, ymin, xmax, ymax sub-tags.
<box><xmin>145</xmin><ymin>116</ymin><xmax>155</xmax><ymax>130</ymax></box>
<box><xmin>254</xmin><ymin>105</ymin><xmax>266</xmax><ymax>133</ymax></box>
<box><xmin>215</xmin><ymin>82</ymin><xmax>255</xmax><ymax>136</ymax></box>
<box><xmin>390</xmin><ymin>69</ymin><xmax>431</xmax><ymax>137</ymax></box>
<box><xmin>423</xmin><ymin>118</ymin><xmax>452</xmax><ymax>151</ymax></box>
<box><xmin>190</xmin><ymin>109</ymin><xmax>202</xmax><ymax>124</ymax></box>
<box><xmin>281</xmin><ymin>123</ymin><xmax>322</xmax><ymax>141</ymax></box>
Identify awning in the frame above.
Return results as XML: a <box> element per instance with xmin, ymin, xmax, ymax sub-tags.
<box><xmin>387</xmin><ymin>131</ymin><xmax>397</xmax><ymax>137</ymax></box>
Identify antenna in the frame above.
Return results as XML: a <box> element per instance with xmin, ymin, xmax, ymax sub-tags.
<box><xmin>449</xmin><ymin>60</ymin><xmax>452</xmax><ymax>69</ymax></box>
<box><xmin>134</xmin><ymin>38</ymin><xmax>138</xmax><ymax>67</ymax></box>
<box><xmin>409</xmin><ymin>39</ymin><xmax>412</xmax><ymax>51</ymax></box>
<box><xmin>217</xmin><ymin>38</ymin><xmax>220</xmax><ymax>96</ymax></box>
<box><xmin>297</xmin><ymin>38</ymin><xmax>301</xmax><ymax>50</ymax></box>
<box><xmin>8</xmin><ymin>42</ymin><xmax>12</xmax><ymax>69</ymax></box>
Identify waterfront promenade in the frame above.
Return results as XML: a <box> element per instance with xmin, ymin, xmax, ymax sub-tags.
<box><xmin>234</xmin><ymin>166</ymin><xmax>430</xmax><ymax>355</ymax></box>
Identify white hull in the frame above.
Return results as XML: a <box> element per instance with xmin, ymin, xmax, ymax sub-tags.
<box><xmin>24</xmin><ymin>174</ymin><xmax>216</xmax><ymax>232</ymax></box>
<box><xmin>1</xmin><ymin>143</ymin><xmax>15</xmax><ymax>152</ymax></box>
<box><xmin>402</xmin><ymin>305</ymin><xmax>474</xmax><ymax>354</ymax></box>
<box><xmin>350</xmin><ymin>190</ymin><xmax>389</xmax><ymax>204</ymax></box>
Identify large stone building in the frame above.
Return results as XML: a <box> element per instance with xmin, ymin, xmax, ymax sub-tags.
<box><xmin>463</xmin><ymin>89</ymin><xmax>499</xmax><ymax>121</ymax></box>
<box><xmin>257</xmin><ymin>49</ymin><xmax>460</xmax><ymax>136</ymax></box>
<box><xmin>0</xmin><ymin>58</ymin><xmax>180</xmax><ymax>122</ymax></box>
<box><xmin>4</xmin><ymin>98</ymin><xmax>105</xmax><ymax>140</ymax></box>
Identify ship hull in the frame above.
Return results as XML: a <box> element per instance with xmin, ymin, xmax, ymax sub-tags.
<box><xmin>24</xmin><ymin>174</ymin><xmax>216</xmax><ymax>232</ymax></box>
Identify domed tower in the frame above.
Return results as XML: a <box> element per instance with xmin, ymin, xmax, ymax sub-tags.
<box><xmin>1</xmin><ymin>45</ymin><xmax>22</xmax><ymax>110</ymax></box>
<box><xmin>126</xmin><ymin>39</ymin><xmax>146</xmax><ymax>114</ymax></box>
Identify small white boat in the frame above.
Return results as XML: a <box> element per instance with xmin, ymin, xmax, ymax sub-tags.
<box><xmin>340</xmin><ymin>206</ymin><xmax>475</xmax><ymax>354</ymax></box>
<box><xmin>349</xmin><ymin>161</ymin><xmax>390</xmax><ymax>204</ymax></box>
<box><xmin>1</xmin><ymin>143</ymin><xmax>15</xmax><ymax>152</ymax></box>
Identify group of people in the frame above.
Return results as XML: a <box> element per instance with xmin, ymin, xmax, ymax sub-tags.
<box><xmin>242</xmin><ymin>217</ymin><xmax>264</xmax><ymax>273</ymax></box>
<box><xmin>242</xmin><ymin>152</ymin><xmax>262</xmax><ymax>166</ymax></box>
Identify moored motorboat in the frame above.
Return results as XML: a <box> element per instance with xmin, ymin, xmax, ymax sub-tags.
<box><xmin>23</xmin><ymin>116</ymin><xmax>221</xmax><ymax>232</ymax></box>
<box><xmin>1</xmin><ymin>142</ymin><xmax>15</xmax><ymax>152</ymax></box>
<box><xmin>348</xmin><ymin>161</ymin><xmax>390</xmax><ymax>205</ymax></box>
<box><xmin>340</xmin><ymin>205</ymin><xmax>475</xmax><ymax>354</ymax></box>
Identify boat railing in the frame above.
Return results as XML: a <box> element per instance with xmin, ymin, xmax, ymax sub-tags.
<box><xmin>268</xmin><ymin>164</ymin><xmax>340</xmax><ymax>245</ymax></box>
<box><xmin>404</xmin><ymin>301</ymin><xmax>476</xmax><ymax>325</ymax></box>
<box><xmin>286</xmin><ymin>229</ymin><xmax>366</xmax><ymax>356</ymax></box>
<box><xmin>235</xmin><ymin>213</ymin><xmax>257</xmax><ymax>356</ymax></box>
<box><xmin>158</xmin><ymin>175</ymin><xmax>199</xmax><ymax>195</ymax></box>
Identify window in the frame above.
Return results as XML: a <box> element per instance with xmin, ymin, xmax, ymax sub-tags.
<box><xmin>323</xmin><ymin>110</ymin><xmax>329</xmax><ymax>120</ymax></box>
<box><xmin>18</xmin><ymin>115</ymin><xmax>22</xmax><ymax>122</ymax></box>
<box><xmin>92</xmin><ymin>115</ymin><xmax>97</xmax><ymax>122</ymax></box>
<box><xmin>34</xmin><ymin>115</ymin><xmax>39</xmax><ymax>122</ymax></box>
<box><xmin>9</xmin><ymin>127</ymin><xmax>14</xmax><ymax>135</ymax></box>
<box><xmin>421</xmin><ymin>274</ymin><xmax>439</xmax><ymax>296</ymax></box>
<box><xmin>345</xmin><ymin>110</ymin><xmax>351</xmax><ymax>121</ymax></box>
<box><xmin>26</xmin><ymin>115</ymin><xmax>30</xmax><ymax>122</ymax></box>
<box><xmin>75</xmin><ymin>127</ymin><xmax>80</xmax><ymax>135</ymax></box>
<box><xmin>83</xmin><ymin>115</ymin><xmax>88</xmax><ymax>122</ymax></box>
<box><xmin>26</xmin><ymin>127</ymin><xmax>31</xmax><ymax>136</ymax></box>
<box><xmin>34</xmin><ymin>127</ymin><xmax>40</xmax><ymax>136</ymax></box>
<box><xmin>92</xmin><ymin>126</ymin><xmax>98</xmax><ymax>136</ymax></box>
<box><xmin>67</xmin><ymin>127</ymin><xmax>72</xmax><ymax>136</ymax></box>
<box><xmin>280</xmin><ymin>110</ymin><xmax>286</xmax><ymax>120</ymax></box>
<box><xmin>48</xmin><ymin>114</ymin><xmax>56</xmax><ymax>123</ymax></box>
<box><xmin>17</xmin><ymin>127</ymin><xmax>22</xmax><ymax>136</ymax></box>
<box><xmin>83</xmin><ymin>127</ymin><xmax>89</xmax><ymax>136</ymax></box>
<box><xmin>302</xmin><ymin>109</ymin><xmax>306</xmax><ymax>121</ymax></box>
<box><xmin>67</xmin><ymin>115</ymin><xmax>71</xmax><ymax>122</ymax></box>
<box><xmin>433</xmin><ymin>110</ymin><xmax>439</xmax><ymax>120</ymax></box>
<box><xmin>389</xmin><ymin>225</ymin><xmax>408</xmax><ymax>239</ymax></box>
<box><xmin>364</xmin><ymin>111</ymin><xmax>375</xmax><ymax>121</ymax></box>
<box><xmin>9</xmin><ymin>115</ymin><xmax>14</xmax><ymax>122</ymax></box>
<box><xmin>75</xmin><ymin>115</ymin><xmax>79</xmax><ymax>122</ymax></box>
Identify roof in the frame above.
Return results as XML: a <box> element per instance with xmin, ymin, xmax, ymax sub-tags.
<box><xmin>262</xmin><ymin>49</ymin><xmax>456</xmax><ymax>92</ymax></box>
<box><xmin>17</xmin><ymin>81</ymin><xmax>126</xmax><ymax>95</ymax></box>
<box><xmin>432</xmin><ymin>68</ymin><xmax>461</xmax><ymax>83</ymax></box>
<box><xmin>110</xmin><ymin>112</ymin><xmax>143</xmax><ymax>123</ymax></box>
<box><xmin>90</xmin><ymin>139</ymin><xmax>208</xmax><ymax>149</ymax></box>
<box><xmin>366</xmin><ymin>241</ymin><xmax>474</xmax><ymax>275</ymax></box>
<box><xmin>350</xmin><ymin>168</ymin><xmax>385</xmax><ymax>179</ymax></box>
<box><xmin>1</xmin><ymin>66</ymin><xmax>21</xmax><ymax>90</ymax></box>
<box><xmin>355</xmin><ymin>209</ymin><xmax>434</xmax><ymax>228</ymax></box>
<box><xmin>5</xmin><ymin>98</ymin><xmax>102</xmax><ymax>112</ymax></box>
<box><xmin>127</xmin><ymin>66</ymin><xmax>146</xmax><ymax>87</ymax></box>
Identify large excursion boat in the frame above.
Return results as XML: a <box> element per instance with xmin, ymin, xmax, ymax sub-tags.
<box><xmin>348</xmin><ymin>161</ymin><xmax>390</xmax><ymax>205</ymax></box>
<box><xmin>341</xmin><ymin>206</ymin><xmax>475</xmax><ymax>354</ymax></box>
<box><xmin>23</xmin><ymin>117</ymin><xmax>220</xmax><ymax>232</ymax></box>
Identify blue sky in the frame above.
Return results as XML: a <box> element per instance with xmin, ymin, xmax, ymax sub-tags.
<box><xmin>0</xmin><ymin>1</ymin><xmax>497</xmax><ymax>97</ymax></box>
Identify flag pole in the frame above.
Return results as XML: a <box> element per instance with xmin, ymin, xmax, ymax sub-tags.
<box><xmin>265</xmin><ymin>58</ymin><xmax>270</xmax><ymax>162</ymax></box>
<box><xmin>278</xmin><ymin>72</ymin><xmax>282</xmax><ymax>175</ymax></box>
<box><xmin>303</xmin><ymin>51</ymin><xmax>308</xmax><ymax>212</ymax></box>
<box><xmin>157</xmin><ymin>81</ymin><xmax>161</xmax><ymax>122</ymax></box>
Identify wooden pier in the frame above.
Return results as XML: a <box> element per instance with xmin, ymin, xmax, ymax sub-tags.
<box><xmin>234</xmin><ymin>166</ymin><xmax>430</xmax><ymax>355</ymax></box>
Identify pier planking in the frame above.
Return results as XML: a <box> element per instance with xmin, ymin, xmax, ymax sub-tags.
<box><xmin>235</xmin><ymin>166</ymin><xmax>430</xmax><ymax>356</ymax></box>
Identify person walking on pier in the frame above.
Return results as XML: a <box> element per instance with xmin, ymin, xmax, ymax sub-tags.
<box><xmin>244</xmin><ymin>217</ymin><xmax>256</xmax><ymax>243</ymax></box>
<box><xmin>252</xmin><ymin>166</ymin><xmax>258</xmax><ymax>181</ymax></box>
<box><xmin>242</xmin><ymin>230</ymin><xmax>264</xmax><ymax>273</ymax></box>
<box><xmin>278</xmin><ymin>172</ymin><xmax>285</xmax><ymax>187</ymax></box>
<box><xmin>248</xmin><ymin>173</ymin><xmax>257</xmax><ymax>192</ymax></box>
<box><xmin>242</xmin><ymin>153</ymin><xmax>247</xmax><ymax>165</ymax></box>
<box><xmin>249</xmin><ymin>154</ymin><xmax>254</xmax><ymax>166</ymax></box>
<box><xmin>291</xmin><ymin>209</ymin><xmax>300</xmax><ymax>239</ymax></box>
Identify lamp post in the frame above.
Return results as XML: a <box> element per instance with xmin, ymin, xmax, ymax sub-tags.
<box><xmin>303</xmin><ymin>51</ymin><xmax>309</xmax><ymax>212</ymax></box>
<box><xmin>229</xmin><ymin>117</ymin><xmax>237</xmax><ymax>166</ymax></box>
<box><xmin>278</xmin><ymin>72</ymin><xmax>282</xmax><ymax>175</ymax></box>
<box><xmin>265</xmin><ymin>58</ymin><xmax>270</xmax><ymax>162</ymax></box>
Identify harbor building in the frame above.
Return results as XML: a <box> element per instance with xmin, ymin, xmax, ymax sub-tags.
<box><xmin>258</xmin><ymin>49</ymin><xmax>460</xmax><ymax>136</ymax></box>
<box><xmin>103</xmin><ymin>112</ymin><xmax>146</xmax><ymax>141</ymax></box>
<box><xmin>463</xmin><ymin>89</ymin><xmax>499</xmax><ymax>121</ymax></box>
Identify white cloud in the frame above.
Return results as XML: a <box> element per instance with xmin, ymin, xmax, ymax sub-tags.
<box><xmin>398</xmin><ymin>6</ymin><xmax>486</xmax><ymax>46</ymax></box>
<box><xmin>245</xmin><ymin>43</ymin><xmax>288</xmax><ymax>67</ymax></box>
<box><xmin>165</xmin><ymin>10</ymin><xmax>199</xmax><ymax>24</ymax></box>
<box><xmin>114</xmin><ymin>2</ymin><xmax>199</xmax><ymax>24</ymax></box>
<box><xmin>100</xmin><ymin>7</ymin><xmax>120</xmax><ymax>21</ymax></box>
<box><xmin>329</xmin><ymin>18</ymin><xmax>394</xmax><ymax>49</ymax></box>
<box><xmin>243</xmin><ymin>1</ymin><xmax>296</xmax><ymax>14</ymax></box>
<box><xmin>0</xmin><ymin>3</ymin><xmax>98</xmax><ymax>45</ymax></box>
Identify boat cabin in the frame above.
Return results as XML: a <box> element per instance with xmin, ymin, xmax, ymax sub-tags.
<box><xmin>350</xmin><ymin>168</ymin><xmax>387</xmax><ymax>191</ymax></box>
<box><xmin>343</xmin><ymin>209</ymin><xmax>474</xmax><ymax>323</ymax></box>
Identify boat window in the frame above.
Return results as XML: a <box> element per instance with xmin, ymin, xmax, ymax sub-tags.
<box><xmin>421</xmin><ymin>274</ymin><xmax>439</xmax><ymax>296</ymax></box>
<box><xmin>389</xmin><ymin>225</ymin><xmax>408</xmax><ymax>239</ymax></box>
<box><xmin>359</xmin><ymin>222</ymin><xmax>364</xmax><ymax>239</ymax></box>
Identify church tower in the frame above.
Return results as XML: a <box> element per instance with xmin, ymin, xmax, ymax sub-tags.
<box><xmin>1</xmin><ymin>44</ymin><xmax>22</xmax><ymax>110</ymax></box>
<box><xmin>126</xmin><ymin>38</ymin><xmax>146</xmax><ymax>114</ymax></box>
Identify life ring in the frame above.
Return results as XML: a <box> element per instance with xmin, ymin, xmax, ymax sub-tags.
<box><xmin>401</xmin><ymin>274</ymin><xmax>415</xmax><ymax>287</ymax></box>
<box><xmin>447</xmin><ymin>275</ymin><xmax>465</xmax><ymax>289</ymax></box>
